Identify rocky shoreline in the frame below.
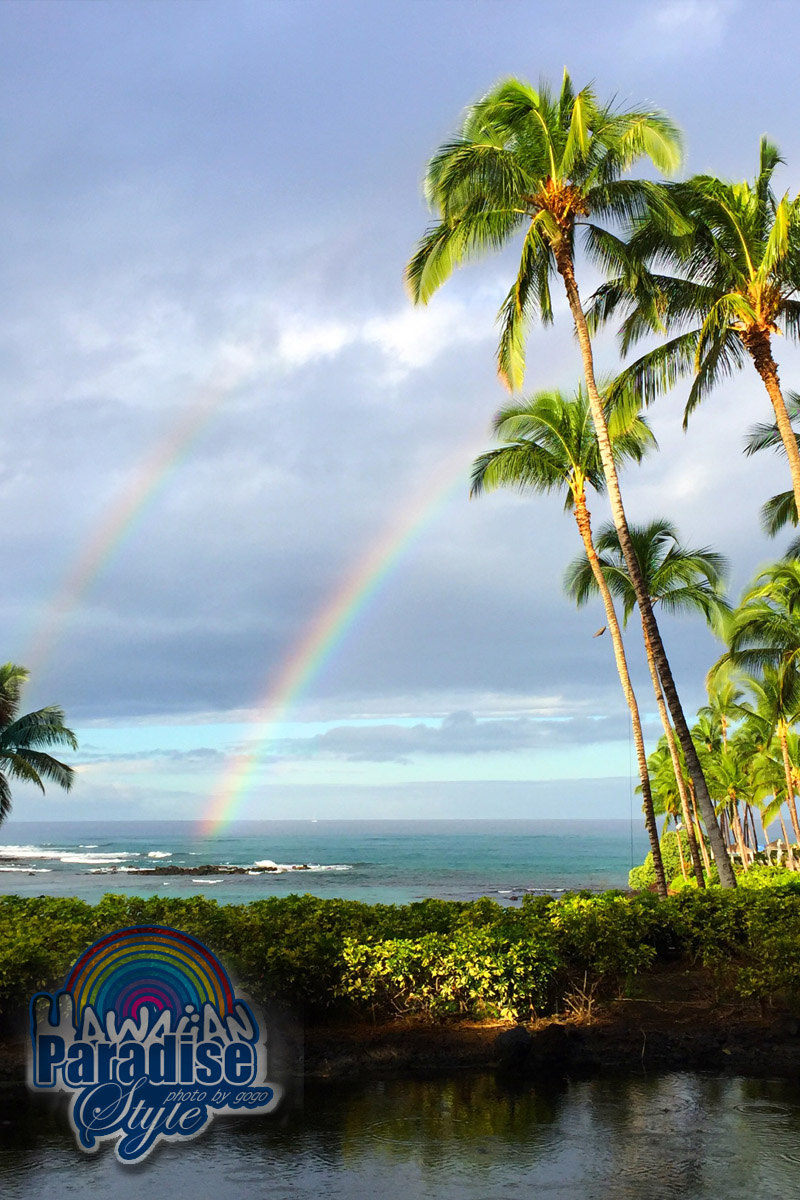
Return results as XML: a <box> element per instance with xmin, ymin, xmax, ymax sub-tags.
<box><xmin>0</xmin><ymin>858</ymin><xmax>314</xmax><ymax>876</ymax></box>
<box><xmin>101</xmin><ymin>863</ymin><xmax>313</xmax><ymax>876</ymax></box>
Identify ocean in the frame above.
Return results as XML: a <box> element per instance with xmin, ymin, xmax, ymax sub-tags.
<box><xmin>0</xmin><ymin>819</ymin><xmax>649</xmax><ymax>906</ymax></box>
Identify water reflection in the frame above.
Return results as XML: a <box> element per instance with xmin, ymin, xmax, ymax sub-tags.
<box><xmin>2</xmin><ymin>1071</ymin><xmax>800</xmax><ymax>1198</ymax></box>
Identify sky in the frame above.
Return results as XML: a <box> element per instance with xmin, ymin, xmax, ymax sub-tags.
<box><xmin>2</xmin><ymin>0</ymin><xmax>800</xmax><ymax>826</ymax></box>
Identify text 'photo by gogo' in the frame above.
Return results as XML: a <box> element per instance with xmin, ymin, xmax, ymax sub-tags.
<box><xmin>27</xmin><ymin>925</ymin><xmax>281</xmax><ymax>1163</ymax></box>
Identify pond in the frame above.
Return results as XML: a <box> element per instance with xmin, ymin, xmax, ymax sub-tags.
<box><xmin>2</xmin><ymin>1069</ymin><xmax>799</xmax><ymax>1199</ymax></box>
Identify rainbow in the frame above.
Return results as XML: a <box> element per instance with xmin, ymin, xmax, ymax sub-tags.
<box><xmin>200</xmin><ymin>435</ymin><xmax>486</xmax><ymax>834</ymax></box>
<box><xmin>17</xmin><ymin>330</ymin><xmax>490</xmax><ymax>831</ymax></box>
<box><xmin>65</xmin><ymin>926</ymin><xmax>235</xmax><ymax>1023</ymax></box>
<box><xmin>23</xmin><ymin>355</ymin><xmax>254</xmax><ymax>678</ymax></box>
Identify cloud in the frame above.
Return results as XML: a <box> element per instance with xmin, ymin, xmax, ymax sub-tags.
<box><xmin>78</xmin><ymin>745</ymin><xmax>225</xmax><ymax>766</ymax></box>
<box><xmin>268</xmin><ymin>709</ymin><xmax>630</xmax><ymax>763</ymax></box>
<box><xmin>627</xmin><ymin>0</ymin><xmax>740</xmax><ymax>56</ymax></box>
<box><xmin>654</xmin><ymin>0</ymin><xmax>738</xmax><ymax>35</ymax></box>
<box><xmin>273</xmin><ymin>294</ymin><xmax>494</xmax><ymax>382</ymax></box>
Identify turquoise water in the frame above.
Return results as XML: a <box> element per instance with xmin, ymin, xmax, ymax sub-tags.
<box><xmin>0</xmin><ymin>819</ymin><xmax>649</xmax><ymax>905</ymax></box>
<box><xmin>2</xmin><ymin>1071</ymin><xmax>799</xmax><ymax>1198</ymax></box>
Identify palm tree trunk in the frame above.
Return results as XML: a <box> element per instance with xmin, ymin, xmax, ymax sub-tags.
<box><xmin>689</xmin><ymin>783</ymin><xmax>714</xmax><ymax>875</ymax></box>
<box><xmin>573</xmin><ymin>491</ymin><xmax>667</xmax><ymax>896</ymax></box>
<box><xmin>745</xmin><ymin>803</ymin><xmax>758</xmax><ymax>852</ymax></box>
<box><xmin>674</xmin><ymin>823</ymin><xmax>688</xmax><ymax>881</ymax></box>
<box><xmin>731</xmin><ymin>801</ymin><xmax>749</xmax><ymax>870</ymax></box>
<box><xmin>743</xmin><ymin>330</ymin><xmax>800</xmax><ymax>518</ymax></box>
<box><xmin>778</xmin><ymin>723</ymin><xmax>800</xmax><ymax>843</ymax></box>
<box><xmin>780</xmin><ymin>812</ymin><xmax>792</xmax><ymax>863</ymax></box>
<box><xmin>554</xmin><ymin>245</ymin><xmax>737</xmax><ymax>887</ymax></box>
<box><xmin>640</xmin><ymin>624</ymin><xmax>705</xmax><ymax>886</ymax></box>
<box><xmin>690</xmin><ymin>787</ymin><xmax>714</xmax><ymax>873</ymax></box>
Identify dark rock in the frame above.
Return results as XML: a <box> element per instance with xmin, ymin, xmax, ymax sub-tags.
<box><xmin>495</xmin><ymin>1025</ymin><xmax>533</xmax><ymax>1065</ymax></box>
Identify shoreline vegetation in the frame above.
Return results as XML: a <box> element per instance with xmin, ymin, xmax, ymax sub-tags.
<box><xmin>4</xmin><ymin>877</ymin><xmax>800</xmax><ymax>1083</ymax></box>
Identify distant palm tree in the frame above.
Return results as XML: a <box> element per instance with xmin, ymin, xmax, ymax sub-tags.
<box><xmin>470</xmin><ymin>384</ymin><xmax>667</xmax><ymax>894</ymax></box>
<box><xmin>738</xmin><ymin>666</ymin><xmax>800</xmax><ymax>843</ymax></box>
<box><xmin>566</xmin><ymin>519</ymin><xmax>732</xmax><ymax>886</ymax></box>
<box><xmin>406</xmin><ymin>73</ymin><xmax>735</xmax><ymax>884</ymax></box>
<box><xmin>697</xmin><ymin>729</ymin><xmax>757</xmax><ymax>869</ymax></box>
<box><xmin>594</xmin><ymin>138</ymin><xmax>800</xmax><ymax>515</ymax></box>
<box><xmin>0</xmin><ymin>663</ymin><xmax>77</xmax><ymax>825</ymax></box>
<box><xmin>646</xmin><ymin>737</ymin><xmax>690</xmax><ymax>881</ymax></box>
<box><xmin>713</xmin><ymin>561</ymin><xmax>800</xmax><ymax>843</ymax></box>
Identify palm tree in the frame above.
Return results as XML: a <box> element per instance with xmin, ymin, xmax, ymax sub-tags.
<box><xmin>0</xmin><ymin>663</ymin><xmax>77</xmax><ymax>825</ymax></box>
<box><xmin>713</xmin><ymin>561</ymin><xmax>800</xmax><ymax>842</ymax></box>
<box><xmin>697</xmin><ymin>729</ymin><xmax>757</xmax><ymax>870</ymax></box>
<box><xmin>738</xmin><ymin>666</ymin><xmax>800</xmax><ymax>843</ymax></box>
<box><xmin>646</xmin><ymin>737</ymin><xmax>690</xmax><ymax>882</ymax></box>
<box><xmin>565</xmin><ymin>520</ymin><xmax>730</xmax><ymax>886</ymax></box>
<box><xmin>406</xmin><ymin>73</ymin><xmax>735</xmax><ymax>883</ymax></box>
<box><xmin>594</xmin><ymin>138</ymin><xmax>800</xmax><ymax>515</ymax></box>
<box><xmin>698</xmin><ymin>672</ymin><xmax>750</xmax><ymax>864</ymax></box>
<box><xmin>743</xmin><ymin>392</ymin><xmax>800</xmax><ymax>558</ymax></box>
<box><xmin>470</xmin><ymin>384</ymin><xmax>667</xmax><ymax>894</ymax></box>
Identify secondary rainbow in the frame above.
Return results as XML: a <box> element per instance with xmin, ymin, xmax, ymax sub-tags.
<box><xmin>24</xmin><ymin>355</ymin><xmax>255</xmax><ymax>678</ymax></box>
<box><xmin>201</xmin><ymin>435</ymin><xmax>486</xmax><ymax>834</ymax></box>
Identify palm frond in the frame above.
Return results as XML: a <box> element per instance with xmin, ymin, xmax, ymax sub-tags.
<box><xmin>496</xmin><ymin>220</ymin><xmax>553</xmax><ymax>389</ymax></box>
<box><xmin>609</xmin><ymin>329</ymin><xmax>701</xmax><ymax>409</ymax></box>
<box><xmin>683</xmin><ymin>331</ymin><xmax>748</xmax><ymax>427</ymax></box>
<box><xmin>6</xmin><ymin>749</ymin><xmax>75</xmax><ymax>792</ymax></box>
<box><xmin>406</xmin><ymin>208</ymin><xmax>525</xmax><ymax>304</ymax></box>
<box><xmin>0</xmin><ymin>707</ymin><xmax>78</xmax><ymax>752</ymax></box>
<box><xmin>761</xmin><ymin>490</ymin><xmax>798</xmax><ymax>537</ymax></box>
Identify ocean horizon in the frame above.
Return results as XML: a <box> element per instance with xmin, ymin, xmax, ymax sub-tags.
<box><xmin>0</xmin><ymin>818</ymin><xmax>651</xmax><ymax>906</ymax></box>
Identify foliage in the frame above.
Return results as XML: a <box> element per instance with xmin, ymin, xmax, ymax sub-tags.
<box><xmin>340</xmin><ymin>928</ymin><xmax>559</xmax><ymax>1021</ymax></box>
<box><xmin>593</xmin><ymin>137</ymin><xmax>800</xmax><ymax>429</ymax></box>
<box><xmin>0</xmin><ymin>663</ymin><xmax>78</xmax><ymax>825</ymax></box>
<box><xmin>407</xmin><ymin>72</ymin><xmax>682</xmax><ymax>390</ymax></box>
<box><xmin>5</xmin><ymin>883</ymin><xmax>800</xmax><ymax>1027</ymax></box>
<box><xmin>629</xmin><ymin>829</ymin><xmax>694</xmax><ymax>890</ymax></box>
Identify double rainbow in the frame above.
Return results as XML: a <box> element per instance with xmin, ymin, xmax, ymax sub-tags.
<box><xmin>22</xmin><ymin>348</ymin><xmax>490</xmax><ymax>828</ymax></box>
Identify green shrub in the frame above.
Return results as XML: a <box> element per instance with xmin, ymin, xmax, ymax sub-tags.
<box><xmin>629</xmin><ymin>829</ymin><xmax>702</xmax><ymax>890</ymax></box>
<box><xmin>3</xmin><ymin>881</ymin><xmax>800</xmax><ymax>1024</ymax></box>
<box><xmin>340</xmin><ymin>927</ymin><xmax>559</xmax><ymax>1021</ymax></box>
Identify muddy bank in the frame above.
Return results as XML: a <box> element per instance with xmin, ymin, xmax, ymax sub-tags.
<box><xmin>3</xmin><ymin>966</ymin><xmax>799</xmax><ymax>1085</ymax></box>
<box><xmin>301</xmin><ymin>963</ymin><xmax>800</xmax><ymax>1079</ymax></box>
<box><xmin>302</xmin><ymin>1006</ymin><xmax>800</xmax><ymax>1081</ymax></box>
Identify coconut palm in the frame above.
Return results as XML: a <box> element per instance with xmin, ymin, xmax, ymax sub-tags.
<box><xmin>0</xmin><ymin>663</ymin><xmax>77</xmax><ymax>826</ymax></box>
<box><xmin>697</xmin><ymin>731</ymin><xmax>758</xmax><ymax>869</ymax></box>
<box><xmin>646</xmin><ymin>737</ymin><xmax>691</xmax><ymax>882</ymax></box>
<box><xmin>713</xmin><ymin>561</ymin><xmax>800</xmax><ymax>842</ymax></box>
<box><xmin>594</xmin><ymin>138</ymin><xmax>800</xmax><ymax>514</ymax></box>
<box><xmin>698</xmin><ymin>672</ymin><xmax>744</xmax><ymax>752</ymax></box>
<box><xmin>565</xmin><ymin>520</ymin><xmax>730</xmax><ymax>886</ymax></box>
<box><xmin>738</xmin><ymin>666</ymin><xmax>800</xmax><ymax>843</ymax></box>
<box><xmin>407</xmin><ymin>73</ymin><xmax>734</xmax><ymax>883</ymax></box>
<box><xmin>743</xmin><ymin>392</ymin><xmax>800</xmax><ymax>558</ymax></box>
<box><xmin>470</xmin><ymin>384</ymin><xmax>667</xmax><ymax>894</ymax></box>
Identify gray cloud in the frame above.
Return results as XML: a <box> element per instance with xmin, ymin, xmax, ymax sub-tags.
<box><xmin>270</xmin><ymin>709</ymin><xmax>633</xmax><ymax>763</ymax></box>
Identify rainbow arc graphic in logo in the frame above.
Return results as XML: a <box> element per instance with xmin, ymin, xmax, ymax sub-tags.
<box><xmin>65</xmin><ymin>926</ymin><xmax>235</xmax><ymax>1026</ymax></box>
